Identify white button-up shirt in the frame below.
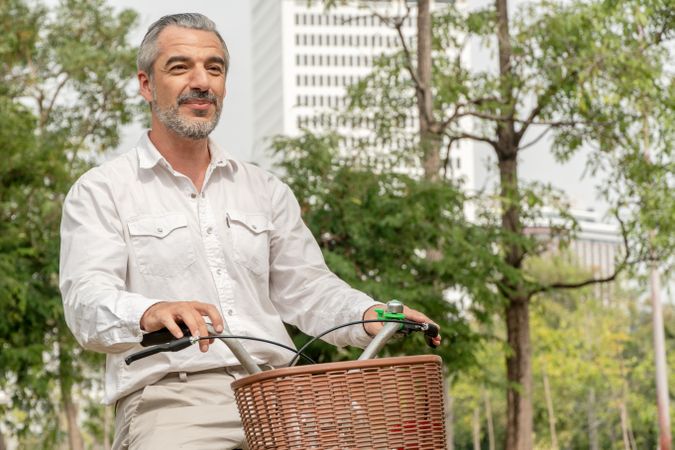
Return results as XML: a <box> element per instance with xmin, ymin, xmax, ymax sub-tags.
<box><xmin>59</xmin><ymin>132</ymin><xmax>377</xmax><ymax>404</ymax></box>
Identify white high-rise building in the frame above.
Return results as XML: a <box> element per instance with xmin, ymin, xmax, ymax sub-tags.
<box><xmin>251</xmin><ymin>0</ymin><xmax>466</xmax><ymax>173</ymax></box>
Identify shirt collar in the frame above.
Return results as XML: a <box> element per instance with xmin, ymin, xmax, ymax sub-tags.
<box><xmin>136</xmin><ymin>130</ymin><xmax>238</xmax><ymax>172</ymax></box>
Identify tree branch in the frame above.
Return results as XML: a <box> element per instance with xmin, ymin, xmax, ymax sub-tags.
<box><xmin>370</xmin><ymin>6</ymin><xmax>436</xmax><ymax>129</ymax></box>
<box><xmin>40</xmin><ymin>73</ymin><xmax>70</xmax><ymax>129</ymax></box>
<box><xmin>446</xmin><ymin>130</ymin><xmax>499</xmax><ymax>148</ymax></box>
<box><xmin>439</xmin><ymin>97</ymin><xmax>501</xmax><ymax>131</ymax></box>
<box><xmin>528</xmin><ymin>213</ymin><xmax>631</xmax><ymax>297</ymax></box>
<box><xmin>371</xmin><ymin>6</ymin><xmax>421</xmax><ymax>87</ymax></box>
<box><xmin>514</xmin><ymin>83</ymin><xmax>559</xmax><ymax>142</ymax></box>
<box><xmin>442</xmin><ymin>136</ymin><xmax>459</xmax><ymax>180</ymax></box>
<box><xmin>518</xmin><ymin>126</ymin><xmax>551</xmax><ymax>151</ymax></box>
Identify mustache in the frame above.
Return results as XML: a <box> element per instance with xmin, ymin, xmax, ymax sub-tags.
<box><xmin>177</xmin><ymin>90</ymin><xmax>218</xmax><ymax>105</ymax></box>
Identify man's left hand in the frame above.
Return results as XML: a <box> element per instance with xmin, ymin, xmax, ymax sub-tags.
<box><xmin>362</xmin><ymin>304</ymin><xmax>441</xmax><ymax>347</ymax></box>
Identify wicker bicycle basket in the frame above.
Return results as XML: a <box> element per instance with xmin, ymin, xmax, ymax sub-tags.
<box><xmin>231</xmin><ymin>355</ymin><xmax>447</xmax><ymax>450</ymax></box>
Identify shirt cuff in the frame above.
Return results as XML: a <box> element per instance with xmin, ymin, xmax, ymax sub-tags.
<box><xmin>124</xmin><ymin>295</ymin><xmax>165</xmax><ymax>340</ymax></box>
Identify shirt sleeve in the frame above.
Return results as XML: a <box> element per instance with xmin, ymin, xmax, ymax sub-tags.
<box><xmin>59</xmin><ymin>170</ymin><xmax>160</xmax><ymax>353</ymax></box>
<box><xmin>267</xmin><ymin>180</ymin><xmax>382</xmax><ymax>349</ymax></box>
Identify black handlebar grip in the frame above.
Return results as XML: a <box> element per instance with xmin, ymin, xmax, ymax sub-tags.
<box><xmin>126</xmin><ymin>337</ymin><xmax>194</xmax><ymax>365</ymax></box>
<box><xmin>424</xmin><ymin>323</ymin><xmax>440</xmax><ymax>349</ymax></box>
<box><xmin>141</xmin><ymin>323</ymin><xmax>191</xmax><ymax>347</ymax></box>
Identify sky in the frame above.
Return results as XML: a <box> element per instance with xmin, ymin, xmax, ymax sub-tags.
<box><xmin>106</xmin><ymin>0</ymin><xmax>604</xmax><ymax>212</ymax></box>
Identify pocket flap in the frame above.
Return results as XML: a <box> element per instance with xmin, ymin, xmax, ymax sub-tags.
<box><xmin>227</xmin><ymin>210</ymin><xmax>275</xmax><ymax>234</ymax></box>
<box><xmin>128</xmin><ymin>213</ymin><xmax>188</xmax><ymax>238</ymax></box>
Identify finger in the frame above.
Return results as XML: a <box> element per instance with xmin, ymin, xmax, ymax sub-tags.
<box><xmin>405</xmin><ymin>307</ymin><xmax>440</xmax><ymax>327</ymax></box>
<box><xmin>178</xmin><ymin>308</ymin><xmax>202</xmax><ymax>343</ymax></box>
<box><xmin>403</xmin><ymin>307</ymin><xmax>430</xmax><ymax>323</ymax></box>
<box><xmin>162</xmin><ymin>316</ymin><xmax>186</xmax><ymax>339</ymax></box>
<box><xmin>187</xmin><ymin>307</ymin><xmax>210</xmax><ymax>352</ymax></box>
<box><xmin>195</xmin><ymin>303</ymin><xmax>224</xmax><ymax>334</ymax></box>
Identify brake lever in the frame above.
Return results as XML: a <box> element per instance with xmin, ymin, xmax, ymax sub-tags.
<box><xmin>400</xmin><ymin>322</ymin><xmax>439</xmax><ymax>349</ymax></box>
<box><xmin>125</xmin><ymin>336</ymin><xmax>196</xmax><ymax>365</ymax></box>
<box><xmin>141</xmin><ymin>323</ymin><xmax>191</xmax><ymax>347</ymax></box>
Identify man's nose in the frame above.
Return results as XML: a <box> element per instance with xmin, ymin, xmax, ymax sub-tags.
<box><xmin>189</xmin><ymin>66</ymin><xmax>210</xmax><ymax>91</ymax></box>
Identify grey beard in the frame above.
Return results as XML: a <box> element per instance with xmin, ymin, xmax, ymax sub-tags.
<box><xmin>151</xmin><ymin>91</ymin><xmax>222</xmax><ymax>140</ymax></box>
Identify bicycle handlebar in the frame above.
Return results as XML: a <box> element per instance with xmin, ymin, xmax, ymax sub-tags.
<box><xmin>127</xmin><ymin>300</ymin><xmax>440</xmax><ymax>368</ymax></box>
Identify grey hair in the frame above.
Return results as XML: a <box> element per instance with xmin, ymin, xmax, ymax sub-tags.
<box><xmin>137</xmin><ymin>13</ymin><xmax>229</xmax><ymax>76</ymax></box>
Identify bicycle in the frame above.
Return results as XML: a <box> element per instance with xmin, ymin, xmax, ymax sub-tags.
<box><xmin>126</xmin><ymin>300</ymin><xmax>447</xmax><ymax>449</ymax></box>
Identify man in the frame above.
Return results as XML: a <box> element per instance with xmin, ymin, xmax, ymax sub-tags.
<box><xmin>60</xmin><ymin>13</ymin><xmax>439</xmax><ymax>449</ymax></box>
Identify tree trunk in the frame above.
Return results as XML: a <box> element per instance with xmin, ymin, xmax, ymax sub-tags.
<box><xmin>416</xmin><ymin>0</ymin><xmax>442</xmax><ymax>180</ymax></box>
<box><xmin>542</xmin><ymin>368</ymin><xmax>559</xmax><ymax>449</ymax></box>
<box><xmin>58</xmin><ymin>335</ymin><xmax>84</xmax><ymax>450</ymax></box>
<box><xmin>505</xmin><ymin>298</ymin><xmax>532</xmax><ymax>450</ymax></box>
<box><xmin>619</xmin><ymin>400</ymin><xmax>629</xmax><ymax>450</ymax></box>
<box><xmin>473</xmin><ymin>407</ymin><xmax>482</xmax><ymax>450</ymax></box>
<box><xmin>0</xmin><ymin>429</ymin><xmax>6</xmax><ymax>450</ymax></box>
<box><xmin>499</xmin><ymin>154</ymin><xmax>531</xmax><ymax>450</ymax></box>
<box><xmin>587</xmin><ymin>388</ymin><xmax>600</xmax><ymax>450</ymax></box>
<box><xmin>62</xmin><ymin>386</ymin><xmax>84</xmax><ymax>450</ymax></box>
<box><xmin>104</xmin><ymin>405</ymin><xmax>112</xmax><ymax>450</ymax></box>
<box><xmin>495</xmin><ymin>0</ymin><xmax>531</xmax><ymax>447</ymax></box>
<box><xmin>650</xmin><ymin>266</ymin><xmax>672</xmax><ymax>450</ymax></box>
<box><xmin>484</xmin><ymin>388</ymin><xmax>496</xmax><ymax>450</ymax></box>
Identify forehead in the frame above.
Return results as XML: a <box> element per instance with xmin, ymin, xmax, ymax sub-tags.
<box><xmin>155</xmin><ymin>25</ymin><xmax>225</xmax><ymax>60</ymax></box>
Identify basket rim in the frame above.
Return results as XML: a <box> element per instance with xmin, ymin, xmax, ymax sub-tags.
<box><xmin>231</xmin><ymin>354</ymin><xmax>442</xmax><ymax>389</ymax></box>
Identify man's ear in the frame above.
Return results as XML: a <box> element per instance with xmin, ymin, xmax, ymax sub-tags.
<box><xmin>138</xmin><ymin>71</ymin><xmax>153</xmax><ymax>103</ymax></box>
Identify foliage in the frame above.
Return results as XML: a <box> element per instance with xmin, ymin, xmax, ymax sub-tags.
<box><xmin>0</xmin><ymin>0</ymin><xmax>138</xmax><ymax>444</ymax></box>
<box><xmin>452</xmin><ymin>256</ymin><xmax>675</xmax><ymax>449</ymax></box>
<box><xmin>272</xmin><ymin>131</ymin><xmax>505</xmax><ymax>369</ymax></box>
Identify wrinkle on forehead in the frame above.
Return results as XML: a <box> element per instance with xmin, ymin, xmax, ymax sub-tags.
<box><xmin>155</xmin><ymin>26</ymin><xmax>225</xmax><ymax>59</ymax></box>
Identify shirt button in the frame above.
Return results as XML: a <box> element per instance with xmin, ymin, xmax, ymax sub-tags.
<box><xmin>216</xmin><ymin>269</ymin><xmax>222</xmax><ymax>275</ymax></box>
<box><xmin>251</xmin><ymin>224</ymin><xmax>258</xmax><ymax>230</ymax></box>
<box><xmin>227</xmin><ymin>310</ymin><xmax>233</xmax><ymax>316</ymax></box>
<box><xmin>190</xmin><ymin>193</ymin><xmax>197</xmax><ymax>199</ymax></box>
<box><xmin>206</xmin><ymin>227</ymin><xmax>213</xmax><ymax>234</ymax></box>
<box><xmin>157</xmin><ymin>227</ymin><xmax>163</xmax><ymax>233</ymax></box>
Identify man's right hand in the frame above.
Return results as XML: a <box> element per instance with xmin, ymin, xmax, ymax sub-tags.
<box><xmin>140</xmin><ymin>301</ymin><xmax>224</xmax><ymax>353</ymax></box>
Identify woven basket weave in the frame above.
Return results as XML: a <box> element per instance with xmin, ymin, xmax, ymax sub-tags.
<box><xmin>231</xmin><ymin>355</ymin><xmax>447</xmax><ymax>449</ymax></box>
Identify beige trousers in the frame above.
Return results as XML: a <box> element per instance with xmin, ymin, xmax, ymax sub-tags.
<box><xmin>113</xmin><ymin>367</ymin><xmax>249</xmax><ymax>450</ymax></box>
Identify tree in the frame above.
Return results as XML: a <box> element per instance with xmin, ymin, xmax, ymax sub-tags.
<box><xmin>279</xmin><ymin>0</ymin><xmax>673</xmax><ymax>448</ymax></box>
<box><xmin>451</xmin><ymin>255</ymin><xmax>671</xmax><ymax>448</ymax></box>
<box><xmin>271</xmin><ymin>131</ymin><xmax>503</xmax><ymax>368</ymax></box>
<box><xmin>0</xmin><ymin>0</ymin><xmax>138</xmax><ymax>446</ymax></box>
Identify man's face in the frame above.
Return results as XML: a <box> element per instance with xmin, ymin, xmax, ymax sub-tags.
<box><xmin>139</xmin><ymin>26</ymin><xmax>227</xmax><ymax>140</ymax></box>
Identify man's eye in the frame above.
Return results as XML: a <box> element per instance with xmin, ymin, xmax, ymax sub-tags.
<box><xmin>169</xmin><ymin>65</ymin><xmax>188</xmax><ymax>72</ymax></box>
<box><xmin>208</xmin><ymin>66</ymin><xmax>224</xmax><ymax>74</ymax></box>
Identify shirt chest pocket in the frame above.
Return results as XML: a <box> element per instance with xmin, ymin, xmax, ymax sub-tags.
<box><xmin>227</xmin><ymin>210</ymin><xmax>275</xmax><ymax>276</ymax></box>
<box><xmin>127</xmin><ymin>213</ymin><xmax>196</xmax><ymax>278</ymax></box>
